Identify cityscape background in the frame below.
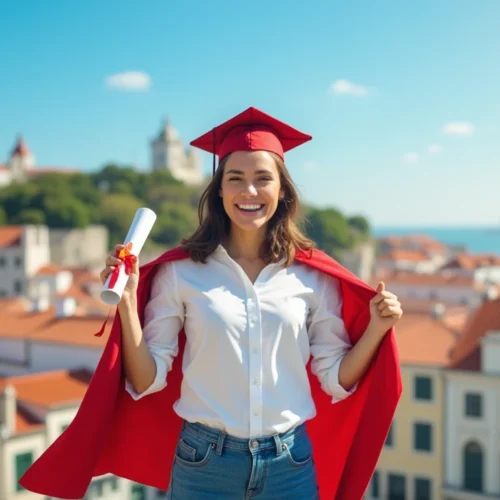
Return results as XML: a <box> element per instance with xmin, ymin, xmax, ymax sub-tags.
<box><xmin>0</xmin><ymin>1</ymin><xmax>499</xmax><ymax>499</ymax></box>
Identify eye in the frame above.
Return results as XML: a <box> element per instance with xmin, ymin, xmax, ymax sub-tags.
<box><xmin>228</xmin><ymin>177</ymin><xmax>242</xmax><ymax>182</ymax></box>
<box><xmin>258</xmin><ymin>177</ymin><xmax>272</xmax><ymax>182</ymax></box>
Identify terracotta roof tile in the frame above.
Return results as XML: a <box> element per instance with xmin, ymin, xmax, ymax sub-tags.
<box><xmin>378</xmin><ymin>234</ymin><xmax>448</xmax><ymax>252</ymax></box>
<box><xmin>15</xmin><ymin>406</ymin><xmax>45</xmax><ymax>434</ymax></box>
<box><xmin>442</xmin><ymin>254</ymin><xmax>500</xmax><ymax>271</ymax></box>
<box><xmin>36</xmin><ymin>264</ymin><xmax>64</xmax><ymax>276</ymax></box>
<box><xmin>31</xmin><ymin>316</ymin><xmax>112</xmax><ymax>347</ymax></box>
<box><xmin>378</xmin><ymin>250</ymin><xmax>431</xmax><ymax>262</ymax></box>
<box><xmin>0</xmin><ymin>305</ymin><xmax>111</xmax><ymax>347</ymax></box>
<box><xmin>0</xmin><ymin>226</ymin><xmax>22</xmax><ymax>248</ymax></box>
<box><xmin>395</xmin><ymin>312</ymin><xmax>458</xmax><ymax>366</ymax></box>
<box><xmin>378</xmin><ymin>270</ymin><xmax>475</xmax><ymax>287</ymax></box>
<box><xmin>449</xmin><ymin>298</ymin><xmax>500</xmax><ymax>370</ymax></box>
<box><xmin>11</xmin><ymin>137</ymin><xmax>31</xmax><ymax>158</ymax></box>
<box><xmin>0</xmin><ymin>369</ymin><xmax>93</xmax><ymax>409</ymax></box>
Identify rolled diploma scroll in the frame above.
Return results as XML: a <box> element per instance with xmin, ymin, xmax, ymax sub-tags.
<box><xmin>100</xmin><ymin>207</ymin><xmax>157</xmax><ymax>305</ymax></box>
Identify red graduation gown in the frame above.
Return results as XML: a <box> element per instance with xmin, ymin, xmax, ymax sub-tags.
<box><xmin>19</xmin><ymin>246</ymin><xmax>402</xmax><ymax>499</ymax></box>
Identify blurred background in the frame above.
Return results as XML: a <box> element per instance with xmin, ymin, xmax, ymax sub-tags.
<box><xmin>0</xmin><ymin>1</ymin><xmax>499</xmax><ymax>499</ymax></box>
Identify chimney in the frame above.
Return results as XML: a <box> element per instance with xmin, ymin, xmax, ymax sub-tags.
<box><xmin>55</xmin><ymin>297</ymin><xmax>77</xmax><ymax>318</ymax></box>
<box><xmin>0</xmin><ymin>385</ymin><xmax>17</xmax><ymax>438</ymax></box>
<box><xmin>431</xmin><ymin>303</ymin><xmax>446</xmax><ymax>320</ymax></box>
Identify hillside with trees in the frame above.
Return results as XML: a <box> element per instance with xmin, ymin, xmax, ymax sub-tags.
<box><xmin>0</xmin><ymin>164</ymin><xmax>372</xmax><ymax>258</ymax></box>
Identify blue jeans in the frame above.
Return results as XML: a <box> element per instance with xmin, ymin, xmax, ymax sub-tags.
<box><xmin>166</xmin><ymin>420</ymin><xmax>319</xmax><ymax>499</ymax></box>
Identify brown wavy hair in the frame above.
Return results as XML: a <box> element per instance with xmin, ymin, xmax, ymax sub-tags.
<box><xmin>180</xmin><ymin>152</ymin><xmax>315</xmax><ymax>266</ymax></box>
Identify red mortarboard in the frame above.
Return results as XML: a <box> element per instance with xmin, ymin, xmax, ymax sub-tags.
<box><xmin>190</xmin><ymin>107</ymin><xmax>312</xmax><ymax>174</ymax></box>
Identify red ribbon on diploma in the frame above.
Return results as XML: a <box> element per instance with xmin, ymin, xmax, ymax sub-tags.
<box><xmin>94</xmin><ymin>242</ymin><xmax>137</xmax><ymax>338</ymax></box>
<box><xmin>108</xmin><ymin>242</ymin><xmax>137</xmax><ymax>288</ymax></box>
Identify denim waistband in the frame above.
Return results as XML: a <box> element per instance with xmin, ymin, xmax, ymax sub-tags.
<box><xmin>181</xmin><ymin>420</ymin><xmax>306</xmax><ymax>453</ymax></box>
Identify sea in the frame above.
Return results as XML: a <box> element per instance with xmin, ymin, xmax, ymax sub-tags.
<box><xmin>372</xmin><ymin>227</ymin><xmax>500</xmax><ymax>255</ymax></box>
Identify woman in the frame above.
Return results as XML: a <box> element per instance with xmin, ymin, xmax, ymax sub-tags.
<box><xmin>19</xmin><ymin>107</ymin><xmax>402</xmax><ymax>500</ymax></box>
<box><xmin>102</xmin><ymin>107</ymin><xmax>403</xmax><ymax>499</ymax></box>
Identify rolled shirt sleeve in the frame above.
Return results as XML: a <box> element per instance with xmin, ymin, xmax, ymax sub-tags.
<box><xmin>125</xmin><ymin>262</ymin><xmax>184</xmax><ymax>401</ymax></box>
<box><xmin>308</xmin><ymin>273</ymin><xmax>357</xmax><ymax>403</ymax></box>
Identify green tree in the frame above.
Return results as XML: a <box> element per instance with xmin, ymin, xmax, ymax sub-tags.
<box><xmin>13</xmin><ymin>209</ymin><xmax>46</xmax><ymax>225</ymax></box>
<box><xmin>92</xmin><ymin>164</ymin><xmax>139</xmax><ymax>196</ymax></box>
<box><xmin>347</xmin><ymin>215</ymin><xmax>370</xmax><ymax>235</ymax></box>
<box><xmin>152</xmin><ymin>202</ymin><xmax>198</xmax><ymax>247</ymax></box>
<box><xmin>99</xmin><ymin>193</ymin><xmax>144</xmax><ymax>246</ymax></box>
<box><xmin>43</xmin><ymin>196</ymin><xmax>91</xmax><ymax>228</ymax></box>
<box><xmin>305</xmin><ymin>208</ymin><xmax>352</xmax><ymax>257</ymax></box>
<box><xmin>0</xmin><ymin>183</ymin><xmax>42</xmax><ymax>220</ymax></box>
<box><xmin>0</xmin><ymin>206</ymin><xmax>6</xmax><ymax>224</ymax></box>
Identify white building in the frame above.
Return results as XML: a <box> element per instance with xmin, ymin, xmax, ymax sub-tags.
<box><xmin>375</xmin><ymin>270</ymin><xmax>493</xmax><ymax>309</ymax></box>
<box><xmin>443</xmin><ymin>297</ymin><xmax>500</xmax><ymax>499</ymax></box>
<box><xmin>151</xmin><ymin>119</ymin><xmax>204</xmax><ymax>186</ymax></box>
<box><xmin>0</xmin><ymin>370</ymin><xmax>167</xmax><ymax>500</ymax></box>
<box><xmin>0</xmin><ymin>226</ymin><xmax>50</xmax><ymax>298</ymax></box>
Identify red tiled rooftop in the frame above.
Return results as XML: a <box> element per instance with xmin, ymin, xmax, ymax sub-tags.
<box><xmin>0</xmin><ymin>369</ymin><xmax>93</xmax><ymax>409</ymax></box>
<box><xmin>0</xmin><ymin>225</ymin><xmax>22</xmax><ymax>247</ymax></box>
<box><xmin>36</xmin><ymin>264</ymin><xmax>64</xmax><ymax>276</ymax></box>
<box><xmin>378</xmin><ymin>250</ymin><xmax>431</xmax><ymax>262</ymax></box>
<box><xmin>374</xmin><ymin>270</ymin><xmax>475</xmax><ymax>287</ymax></box>
<box><xmin>395</xmin><ymin>312</ymin><xmax>458</xmax><ymax>366</ymax></box>
<box><xmin>449</xmin><ymin>298</ymin><xmax>500</xmax><ymax>370</ymax></box>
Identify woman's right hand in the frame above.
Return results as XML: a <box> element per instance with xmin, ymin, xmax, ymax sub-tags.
<box><xmin>99</xmin><ymin>244</ymin><xmax>140</xmax><ymax>304</ymax></box>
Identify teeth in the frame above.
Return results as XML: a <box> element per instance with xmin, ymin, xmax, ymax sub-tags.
<box><xmin>238</xmin><ymin>204</ymin><xmax>262</xmax><ymax>210</ymax></box>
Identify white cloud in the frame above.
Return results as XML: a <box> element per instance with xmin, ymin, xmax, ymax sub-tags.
<box><xmin>105</xmin><ymin>71</ymin><xmax>152</xmax><ymax>91</ymax></box>
<box><xmin>442</xmin><ymin>122</ymin><xmax>474</xmax><ymax>136</ymax></box>
<box><xmin>402</xmin><ymin>152</ymin><xmax>419</xmax><ymax>163</ymax></box>
<box><xmin>329</xmin><ymin>79</ymin><xmax>370</xmax><ymax>97</ymax></box>
<box><xmin>427</xmin><ymin>144</ymin><xmax>441</xmax><ymax>154</ymax></box>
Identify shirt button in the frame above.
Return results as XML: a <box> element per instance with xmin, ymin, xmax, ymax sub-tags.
<box><xmin>253</xmin><ymin>410</ymin><xmax>259</xmax><ymax>416</ymax></box>
<box><xmin>252</xmin><ymin>347</ymin><xmax>258</xmax><ymax>354</ymax></box>
<box><xmin>253</xmin><ymin>379</ymin><xmax>259</xmax><ymax>386</ymax></box>
<box><xmin>251</xmin><ymin>440</ymin><xmax>259</xmax><ymax>448</ymax></box>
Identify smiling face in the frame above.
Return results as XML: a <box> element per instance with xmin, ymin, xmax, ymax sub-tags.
<box><xmin>219</xmin><ymin>150</ymin><xmax>284</xmax><ymax>238</ymax></box>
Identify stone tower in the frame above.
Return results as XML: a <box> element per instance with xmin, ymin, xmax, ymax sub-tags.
<box><xmin>151</xmin><ymin>119</ymin><xmax>204</xmax><ymax>186</ymax></box>
<box><xmin>9</xmin><ymin>136</ymin><xmax>35</xmax><ymax>183</ymax></box>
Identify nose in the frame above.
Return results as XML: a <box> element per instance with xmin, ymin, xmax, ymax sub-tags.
<box><xmin>241</xmin><ymin>182</ymin><xmax>258</xmax><ymax>196</ymax></box>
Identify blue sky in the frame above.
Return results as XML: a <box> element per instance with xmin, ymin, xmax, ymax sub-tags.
<box><xmin>1</xmin><ymin>0</ymin><xmax>499</xmax><ymax>227</ymax></box>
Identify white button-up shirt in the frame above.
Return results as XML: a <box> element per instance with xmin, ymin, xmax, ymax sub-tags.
<box><xmin>125</xmin><ymin>245</ymin><xmax>356</xmax><ymax>438</ymax></box>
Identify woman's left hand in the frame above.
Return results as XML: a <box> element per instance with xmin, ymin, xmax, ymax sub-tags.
<box><xmin>368</xmin><ymin>281</ymin><xmax>403</xmax><ymax>337</ymax></box>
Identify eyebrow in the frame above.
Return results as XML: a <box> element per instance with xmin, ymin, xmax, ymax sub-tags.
<box><xmin>224</xmin><ymin>169</ymin><xmax>274</xmax><ymax>175</ymax></box>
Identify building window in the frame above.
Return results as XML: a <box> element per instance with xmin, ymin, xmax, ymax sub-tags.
<box><xmin>385</xmin><ymin>422</ymin><xmax>394</xmax><ymax>447</ymax></box>
<box><xmin>414</xmin><ymin>477</ymin><xmax>431</xmax><ymax>500</ymax></box>
<box><xmin>414</xmin><ymin>376</ymin><xmax>433</xmax><ymax>401</ymax></box>
<box><xmin>414</xmin><ymin>422</ymin><xmax>432</xmax><ymax>452</ymax></box>
<box><xmin>14</xmin><ymin>256</ymin><xmax>22</xmax><ymax>267</ymax></box>
<box><xmin>14</xmin><ymin>280</ymin><xmax>22</xmax><ymax>294</ymax></box>
<box><xmin>15</xmin><ymin>452</ymin><xmax>34</xmax><ymax>492</ymax></box>
<box><xmin>371</xmin><ymin>470</ymin><xmax>380</xmax><ymax>498</ymax></box>
<box><xmin>92</xmin><ymin>479</ymin><xmax>104</xmax><ymax>497</ymax></box>
<box><xmin>109</xmin><ymin>477</ymin><xmax>119</xmax><ymax>491</ymax></box>
<box><xmin>463</xmin><ymin>441</ymin><xmax>483</xmax><ymax>492</ymax></box>
<box><xmin>0</xmin><ymin>256</ymin><xmax>5</xmax><ymax>267</ymax></box>
<box><xmin>388</xmin><ymin>473</ymin><xmax>406</xmax><ymax>500</ymax></box>
<box><xmin>0</xmin><ymin>290</ymin><xmax>6</xmax><ymax>297</ymax></box>
<box><xmin>131</xmin><ymin>483</ymin><xmax>146</xmax><ymax>500</ymax></box>
<box><xmin>465</xmin><ymin>393</ymin><xmax>482</xmax><ymax>418</ymax></box>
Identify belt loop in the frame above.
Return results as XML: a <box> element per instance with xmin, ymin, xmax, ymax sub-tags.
<box><xmin>273</xmin><ymin>434</ymin><xmax>283</xmax><ymax>457</ymax></box>
<box><xmin>215</xmin><ymin>431</ymin><xmax>226</xmax><ymax>456</ymax></box>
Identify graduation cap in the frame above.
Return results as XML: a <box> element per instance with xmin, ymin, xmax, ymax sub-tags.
<box><xmin>190</xmin><ymin>107</ymin><xmax>312</xmax><ymax>175</ymax></box>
